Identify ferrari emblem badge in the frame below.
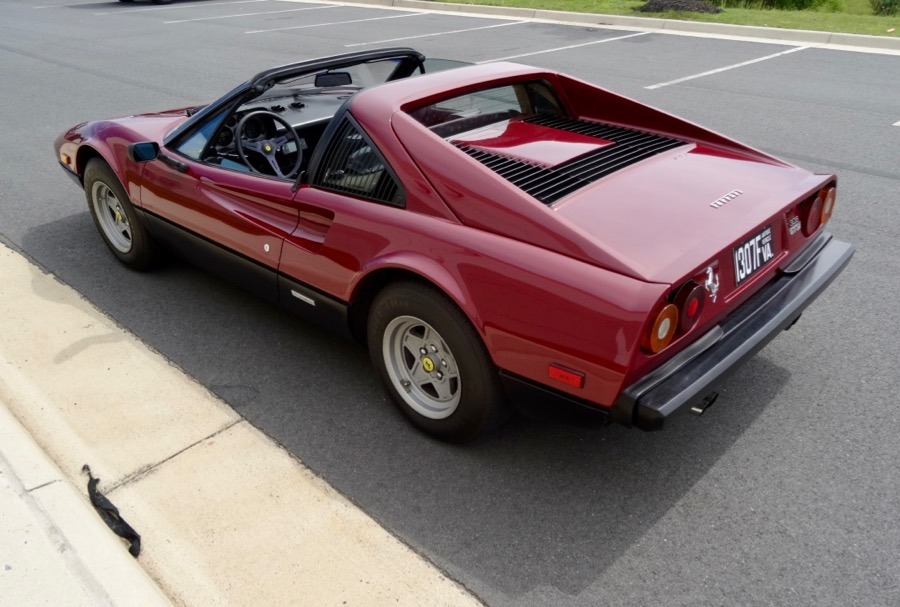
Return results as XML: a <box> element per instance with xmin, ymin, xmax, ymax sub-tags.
<box><xmin>704</xmin><ymin>266</ymin><xmax>719</xmax><ymax>303</ymax></box>
<box><xmin>422</xmin><ymin>357</ymin><xmax>435</xmax><ymax>373</ymax></box>
<box><xmin>709</xmin><ymin>189</ymin><xmax>743</xmax><ymax>209</ymax></box>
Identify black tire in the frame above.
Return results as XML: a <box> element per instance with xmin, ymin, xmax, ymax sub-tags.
<box><xmin>118</xmin><ymin>0</ymin><xmax>135</xmax><ymax>3</ymax></box>
<box><xmin>367</xmin><ymin>282</ymin><xmax>510</xmax><ymax>443</ymax></box>
<box><xmin>83</xmin><ymin>158</ymin><xmax>159</xmax><ymax>270</ymax></box>
<box><xmin>151</xmin><ymin>0</ymin><xmax>173</xmax><ymax>4</ymax></box>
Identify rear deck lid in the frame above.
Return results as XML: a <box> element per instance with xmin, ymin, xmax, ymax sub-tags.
<box><xmin>551</xmin><ymin>145</ymin><xmax>821</xmax><ymax>283</ymax></box>
<box><xmin>451</xmin><ymin>114</ymin><xmax>818</xmax><ymax>283</ymax></box>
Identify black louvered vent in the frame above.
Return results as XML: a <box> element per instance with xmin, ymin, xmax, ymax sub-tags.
<box><xmin>314</xmin><ymin>119</ymin><xmax>402</xmax><ymax>206</ymax></box>
<box><xmin>454</xmin><ymin>114</ymin><xmax>686</xmax><ymax>205</ymax></box>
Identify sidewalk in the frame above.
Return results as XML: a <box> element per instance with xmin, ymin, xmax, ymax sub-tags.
<box><xmin>0</xmin><ymin>240</ymin><xmax>481</xmax><ymax>606</ymax></box>
<box><xmin>0</xmin><ymin>402</ymin><xmax>172</xmax><ymax>607</ymax></box>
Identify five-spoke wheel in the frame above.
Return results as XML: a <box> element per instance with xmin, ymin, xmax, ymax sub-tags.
<box><xmin>382</xmin><ymin>316</ymin><xmax>462</xmax><ymax>420</ymax></box>
<box><xmin>368</xmin><ymin>282</ymin><xmax>509</xmax><ymax>442</ymax></box>
<box><xmin>84</xmin><ymin>159</ymin><xmax>159</xmax><ymax>270</ymax></box>
<box><xmin>91</xmin><ymin>180</ymin><xmax>132</xmax><ymax>254</ymax></box>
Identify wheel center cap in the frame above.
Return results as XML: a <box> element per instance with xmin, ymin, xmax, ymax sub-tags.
<box><xmin>264</xmin><ymin>144</ymin><xmax>273</xmax><ymax>152</ymax></box>
<box><xmin>422</xmin><ymin>357</ymin><xmax>435</xmax><ymax>373</ymax></box>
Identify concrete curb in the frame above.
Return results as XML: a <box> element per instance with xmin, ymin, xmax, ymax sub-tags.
<box><xmin>0</xmin><ymin>400</ymin><xmax>173</xmax><ymax>607</ymax></box>
<box><xmin>324</xmin><ymin>0</ymin><xmax>900</xmax><ymax>52</ymax></box>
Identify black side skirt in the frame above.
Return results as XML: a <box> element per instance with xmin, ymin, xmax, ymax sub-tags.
<box><xmin>140</xmin><ymin>210</ymin><xmax>350</xmax><ymax>338</ymax></box>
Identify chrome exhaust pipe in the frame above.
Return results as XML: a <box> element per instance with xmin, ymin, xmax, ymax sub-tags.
<box><xmin>690</xmin><ymin>392</ymin><xmax>719</xmax><ymax>416</ymax></box>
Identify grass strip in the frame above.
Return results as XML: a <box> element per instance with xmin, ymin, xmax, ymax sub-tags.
<box><xmin>432</xmin><ymin>0</ymin><xmax>899</xmax><ymax>36</ymax></box>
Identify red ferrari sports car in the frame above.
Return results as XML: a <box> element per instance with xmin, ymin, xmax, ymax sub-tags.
<box><xmin>56</xmin><ymin>48</ymin><xmax>853</xmax><ymax>442</ymax></box>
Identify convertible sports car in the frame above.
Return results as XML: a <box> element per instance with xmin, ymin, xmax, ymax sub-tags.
<box><xmin>56</xmin><ymin>48</ymin><xmax>854</xmax><ymax>442</ymax></box>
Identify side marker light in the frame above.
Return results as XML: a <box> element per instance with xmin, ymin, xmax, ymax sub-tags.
<box><xmin>548</xmin><ymin>364</ymin><xmax>585</xmax><ymax>389</ymax></box>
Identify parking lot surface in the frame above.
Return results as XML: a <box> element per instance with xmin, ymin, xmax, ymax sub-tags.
<box><xmin>1</xmin><ymin>1</ymin><xmax>898</xmax><ymax>605</ymax></box>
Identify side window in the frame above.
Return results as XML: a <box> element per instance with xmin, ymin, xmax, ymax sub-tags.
<box><xmin>312</xmin><ymin>118</ymin><xmax>404</xmax><ymax>206</ymax></box>
<box><xmin>175</xmin><ymin>107</ymin><xmax>229</xmax><ymax>160</ymax></box>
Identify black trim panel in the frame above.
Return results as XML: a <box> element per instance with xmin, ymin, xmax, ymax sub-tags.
<box><xmin>614</xmin><ymin>233</ymin><xmax>855</xmax><ymax>430</ymax></box>
<box><xmin>139</xmin><ymin>209</ymin><xmax>351</xmax><ymax>337</ymax></box>
<box><xmin>278</xmin><ymin>276</ymin><xmax>352</xmax><ymax>341</ymax></box>
<box><xmin>58</xmin><ymin>160</ymin><xmax>82</xmax><ymax>185</ymax></box>
<box><xmin>499</xmin><ymin>371</ymin><xmax>611</xmax><ymax>423</ymax></box>
<box><xmin>141</xmin><ymin>210</ymin><xmax>278</xmax><ymax>302</ymax></box>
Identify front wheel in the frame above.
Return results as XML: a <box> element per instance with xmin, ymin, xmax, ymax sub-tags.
<box><xmin>367</xmin><ymin>282</ymin><xmax>510</xmax><ymax>443</ymax></box>
<box><xmin>84</xmin><ymin>159</ymin><xmax>159</xmax><ymax>270</ymax></box>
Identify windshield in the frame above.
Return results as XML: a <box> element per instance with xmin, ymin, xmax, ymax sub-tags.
<box><xmin>259</xmin><ymin>58</ymin><xmax>405</xmax><ymax>101</ymax></box>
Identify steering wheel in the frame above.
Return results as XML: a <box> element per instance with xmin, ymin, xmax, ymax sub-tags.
<box><xmin>235</xmin><ymin>111</ymin><xmax>303</xmax><ymax>178</ymax></box>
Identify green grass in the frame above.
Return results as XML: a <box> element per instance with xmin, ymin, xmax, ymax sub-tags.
<box><xmin>433</xmin><ymin>0</ymin><xmax>900</xmax><ymax>36</ymax></box>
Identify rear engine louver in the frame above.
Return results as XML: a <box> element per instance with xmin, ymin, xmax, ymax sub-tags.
<box><xmin>454</xmin><ymin>114</ymin><xmax>687</xmax><ymax>205</ymax></box>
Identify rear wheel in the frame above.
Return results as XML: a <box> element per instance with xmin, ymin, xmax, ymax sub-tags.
<box><xmin>84</xmin><ymin>159</ymin><xmax>159</xmax><ymax>270</ymax></box>
<box><xmin>368</xmin><ymin>282</ymin><xmax>510</xmax><ymax>442</ymax></box>
<box><xmin>151</xmin><ymin>0</ymin><xmax>173</xmax><ymax>4</ymax></box>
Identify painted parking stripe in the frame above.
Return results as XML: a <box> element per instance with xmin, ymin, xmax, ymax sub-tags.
<box><xmin>645</xmin><ymin>46</ymin><xmax>809</xmax><ymax>89</ymax></box>
<box><xmin>345</xmin><ymin>20</ymin><xmax>527</xmax><ymax>47</ymax></box>
<box><xmin>479</xmin><ymin>32</ymin><xmax>650</xmax><ymax>63</ymax></box>
<box><xmin>95</xmin><ymin>0</ymin><xmax>269</xmax><ymax>15</ymax></box>
<box><xmin>894</xmin><ymin>120</ymin><xmax>900</xmax><ymax>126</ymax></box>
<box><xmin>165</xmin><ymin>4</ymin><xmax>333</xmax><ymax>24</ymax></box>
<box><xmin>34</xmin><ymin>2</ymin><xmax>100</xmax><ymax>8</ymax></box>
<box><xmin>246</xmin><ymin>12</ymin><xmax>423</xmax><ymax>35</ymax></box>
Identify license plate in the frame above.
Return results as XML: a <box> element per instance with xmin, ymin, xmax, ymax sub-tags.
<box><xmin>733</xmin><ymin>225</ymin><xmax>776</xmax><ymax>285</ymax></box>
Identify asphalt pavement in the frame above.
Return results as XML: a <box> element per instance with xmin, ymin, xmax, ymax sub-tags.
<box><xmin>0</xmin><ymin>1</ymin><xmax>898</xmax><ymax>606</ymax></box>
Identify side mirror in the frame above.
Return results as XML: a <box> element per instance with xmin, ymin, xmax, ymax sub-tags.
<box><xmin>127</xmin><ymin>141</ymin><xmax>160</xmax><ymax>163</ymax></box>
<box><xmin>315</xmin><ymin>71</ymin><xmax>352</xmax><ymax>88</ymax></box>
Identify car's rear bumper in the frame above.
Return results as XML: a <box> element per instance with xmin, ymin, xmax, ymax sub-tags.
<box><xmin>612</xmin><ymin>232</ymin><xmax>854</xmax><ymax>431</ymax></box>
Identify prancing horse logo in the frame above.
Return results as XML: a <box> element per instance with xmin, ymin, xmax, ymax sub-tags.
<box><xmin>704</xmin><ymin>266</ymin><xmax>719</xmax><ymax>303</ymax></box>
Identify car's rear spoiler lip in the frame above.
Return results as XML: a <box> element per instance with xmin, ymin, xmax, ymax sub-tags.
<box><xmin>613</xmin><ymin>232</ymin><xmax>855</xmax><ymax>430</ymax></box>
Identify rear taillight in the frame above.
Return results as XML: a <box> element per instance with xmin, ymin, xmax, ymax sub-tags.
<box><xmin>802</xmin><ymin>194</ymin><xmax>823</xmax><ymax>236</ymax></box>
<box><xmin>820</xmin><ymin>186</ymin><xmax>836</xmax><ymax>225</ymax></box>
<box><xmin>643</xmin><ymin>303</ymin><xmax>678</xmax><ymax>354</ymax></box>
<box><xmin>643</xmin><ymin>279</ymin><xmax>708</xmax><ymax>354</ymax></box>
<box><xmin>674</xmin><ymin>281</ymin><xmax>704</xmax><ymax>332</ymax></box>
<box><xmin>800</xmin><ymin>185</ymin><xmax>836</xmax><ymax>236</ymax></box>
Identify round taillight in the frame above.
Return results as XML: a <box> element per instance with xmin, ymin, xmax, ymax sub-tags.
<box><xmin>820</xmin><ymin>187</ymin><xmax>836</xmax><ymax>224</ymax></box>
<box><xmin>674</xmin><ymin>282</ymin><xmax>704</xmax><ymax>332</ymax></box>
<box><xmin>802</xmin><ymin>194</ymin><xmax>823</xmax><ymax>236</ymax></box>
<box><xmin>644</xmin><ymin>303</ymin><xmax>678</xmax><ymax>354</ymax></box>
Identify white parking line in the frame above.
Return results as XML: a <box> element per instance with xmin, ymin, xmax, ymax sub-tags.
<box><xmin>246</xmin><ymin>12</ymin><xmax>423</xmax><ymax>35</ymax></box>
<box><xmin>478</xmin><ymin>32</ymin><xmax>650</xmax><ymax>63</ymax></box>
<box><xmin>345</xmin><ymin>20</ymin><xmax>526</xmax><ymax>47</ymax></box>
<box><xmin>645</xmin><ymin>46</ymin><xmax>809</xmax><ymax>89</ymax></box>
<box><xmin>95</xmin><ymin>0</ymin><xmax>269</xmax><ymax>15</ymax></box>
<box><xmin>165</xmin><ymin>4</ymin><xmax>333</xmax><ymax>24</ymax></box>
<box><xmin>894</xmin><ymin>120</ymin><xmax>900</xmax><ymax>126</ymax></box>
<box><xmin>34</xmin><ymin>2</ymin><xmax>97</xmax><ymax>8</ymax></box>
